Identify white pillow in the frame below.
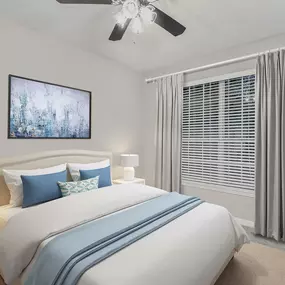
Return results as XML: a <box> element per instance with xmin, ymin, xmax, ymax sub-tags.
<box><xmin>68</xmin><ymin>160</ymin><xmax>110</xmax><ymax>182</ymax></box>
<box><xmin>3</xmin><ymin>164</ymin><xmax>67</xmax><ymax>207</ymax></box>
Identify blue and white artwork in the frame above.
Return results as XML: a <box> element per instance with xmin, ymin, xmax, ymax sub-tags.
<box><xmin>8</xmin><ymin>76</ymin><xmax>91</xmax><ymax>139</ymax></box>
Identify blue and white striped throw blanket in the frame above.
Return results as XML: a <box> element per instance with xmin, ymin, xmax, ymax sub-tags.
<box><xmin>23</xmin><ymin>193</ymin><xmax>203</xmax><ymax>285</ymax></box>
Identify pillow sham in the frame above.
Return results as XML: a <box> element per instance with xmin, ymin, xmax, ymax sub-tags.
<box><xmin>68</xmin><ymin>160</ymin><xmax>110</xmax><ymax>181</ymax></box>
<box><xmin>3</xmin><ymin>164</ymin><xmax>67</xmax><ymax>207</ymax></box>
<box><xmin>57</xmin><ymin>176</ymin><xmax>99</xmax><ymax>197</ymax></box>
<box><xmin>80</xmin><ymin>166</ymin><xmax>112</xmax><ymax>188</ymax></box>
<box><xmin>21</xmin><ymin>170</ymin><xmax>67</xmax><ymax>208</ymax></box>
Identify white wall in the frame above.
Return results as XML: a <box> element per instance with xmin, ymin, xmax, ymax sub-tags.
<box><xmin>142</xmin><ymin>33</ymin><xmax>285</xmax><ymax>222</ymax></box>
<box><xmin>0</xmin><ymin>19</ymin><xmax>144</xmax><ymax>176</ymax></box>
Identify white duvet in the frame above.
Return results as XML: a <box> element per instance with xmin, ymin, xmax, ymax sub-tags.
<box><xmin>0</xmin><ymin>184</ymin><xmax>249</xmax><ymax>285</ymax></box>
<box><xmin>0</xmin><ymin>205</ymin><xmax>24</xmax><ymax>230</ymax></box>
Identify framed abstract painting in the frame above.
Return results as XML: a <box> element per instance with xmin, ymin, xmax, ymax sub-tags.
<box><xmin>8</xmin><ymin>75</ymin><xmax>91</xmax><ymax>139</ymax></box>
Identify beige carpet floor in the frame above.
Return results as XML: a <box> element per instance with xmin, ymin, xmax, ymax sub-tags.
<box><xmin>216</xmin><ymin>243</ymin><xmax>285</xmax><ymax>285</ymax></box>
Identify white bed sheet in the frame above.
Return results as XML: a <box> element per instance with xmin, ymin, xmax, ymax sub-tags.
<box><xmin>75</xmin><ymin>202</ymin><xmax>246</xmax><ymax>285</ymax></box>
<box><xmin>0</xmin><ymin>206</ymin><xmax>24</xmax><ymax>230</ymax></box>
<box><xmin>0</xmin><ymin>184</ymin><xmax>249</xmax><ymax>285</ymax></box>
<box><xmin>27</xmin><ymin>203</ymin><xmax>244</xmax><ymax>285</ymax></box>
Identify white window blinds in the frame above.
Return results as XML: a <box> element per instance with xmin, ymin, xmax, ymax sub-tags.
<box><xmin>182</xmin><ymin>74</ymin><xmax>255</xmax><ymax>192</ymax></box>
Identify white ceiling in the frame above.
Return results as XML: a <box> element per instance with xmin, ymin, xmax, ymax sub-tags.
<box><xmin>1</xmin><ymin>0</ymin><xmax>285</xmax><ymax>74</ymax></box>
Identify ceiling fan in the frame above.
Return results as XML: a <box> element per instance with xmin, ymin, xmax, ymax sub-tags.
<box><xmin>56</xmin><ymin>0</ymin><xmax>186</xmax><ymax>41</ymax></box>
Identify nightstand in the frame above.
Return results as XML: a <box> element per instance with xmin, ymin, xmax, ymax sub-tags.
<box><xmin>113</xmin><ymin>178</ymin><xmax>145</xmax><ymax>185</ymax></box>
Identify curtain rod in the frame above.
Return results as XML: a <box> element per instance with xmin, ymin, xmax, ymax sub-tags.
<box><xmin>145</xmin><ymin>46</ymin><xmax>284</xmax><ymax>84</ymax></box>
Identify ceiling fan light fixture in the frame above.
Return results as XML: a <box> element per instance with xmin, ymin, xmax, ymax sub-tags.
<box><xmin>122</xmin><ymin>0</ymin><xmax>140</xmax><ymax>19</ymax></box>
<box><xmin>131</xmin><ymin>16</ymin><xmax>144</xmax><ymax>34</ymax></box>
<box><xmin>115</xmin><ymin>10</ymin><xmax>129</xmax><ymax>27</ymax></box>
<box><xmin>140</xmin><ymin>5</ymin><xmax>157</xmax><ymax>25</ymax></box>
<box><xmin>56</xmin><ymin>0</ymin><xmax>186</xmax><ymax>41</ymax></box>
<box><xmin>114</xmin><ymin>0</ymin><xmax>141</xmax><ymax>27</ymax></box>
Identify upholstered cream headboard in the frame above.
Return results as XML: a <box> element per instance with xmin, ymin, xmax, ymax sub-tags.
<box><xmin>0</xmin><ymin>150</ymin><xmax>114</xmax><ymax>206</ymax></box>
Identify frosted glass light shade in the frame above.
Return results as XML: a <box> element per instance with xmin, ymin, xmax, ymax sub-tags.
<box><xmin>120</xmin><ymin>154</ymin><xmax>139</xmax><ymax>167</ymax></box>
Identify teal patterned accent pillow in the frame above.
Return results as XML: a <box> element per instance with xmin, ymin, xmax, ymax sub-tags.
<box><xmin>57</xmin><ymin>176</ymin><xmax>99</xmax><ymax>197</ymax></box>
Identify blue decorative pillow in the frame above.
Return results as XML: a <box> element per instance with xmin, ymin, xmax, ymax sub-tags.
<box><xmin>21</xmin><ymin>170</ymin><xmax>67</xmax><ymax>208</ymax></box>
<box><xmin>80</xmin><ymin>166</ymin><xmax>111</xmax><ymax>188</ymax></box>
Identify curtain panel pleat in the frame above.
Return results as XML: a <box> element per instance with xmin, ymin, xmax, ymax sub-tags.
<box><xmin>255</xmin><ymin>50</ymin><xmax>285</xmax><ymax>241</ymax></box>
<box><xmin>154</xmin><ymin>74</ymin><xmax>183</xmax><ymax>192</ymax></box>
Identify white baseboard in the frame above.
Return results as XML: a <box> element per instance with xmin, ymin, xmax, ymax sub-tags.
<box><xmin>234</xmin><ymin>217</ymin><xmax>254</xmax><ymax>228</ymax></box>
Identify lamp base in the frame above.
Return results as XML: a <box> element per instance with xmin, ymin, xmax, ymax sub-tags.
<box><xmin>123</xmin><ymin>167</ymin><xmax>135</xmax><ymax>181</ymax></box>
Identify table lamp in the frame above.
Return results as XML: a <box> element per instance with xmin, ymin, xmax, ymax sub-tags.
<box><xmin>120</xmin><ymin>154</ymin><xmax>139</xmax><ymax>181</ymax></box>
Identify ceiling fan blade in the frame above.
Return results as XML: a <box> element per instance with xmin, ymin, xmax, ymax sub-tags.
<box><xmin>56</xmin><ymin>0</ymin><xmax>113</xmax><ymax>4</ymax></box>
<box><xmin>151</xmin><ymin>6</ymin><xmax>186</xmax><ymax>37</ymax></box>
<box><xmin>109</xmin><ymin>19</ymin><xmax>132</xmax><ymax>41</ymax></box>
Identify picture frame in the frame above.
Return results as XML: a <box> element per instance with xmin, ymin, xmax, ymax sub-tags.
<box><xmin>8</xmin><ymin>75</ymin><xmax>92</xmax><ymax>139</ymax></box>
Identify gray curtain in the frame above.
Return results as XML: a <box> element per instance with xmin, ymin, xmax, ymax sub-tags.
<box><xmin>155</xmin><ymin>74</ymin><xmax>183</xmax><ymax>192</ymax></box>
<box><xmin>255</xmin><ymin>50</ymin><xmax>285</xmax><ymax>242</ymax></box>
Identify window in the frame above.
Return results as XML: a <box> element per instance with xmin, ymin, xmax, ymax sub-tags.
<box><xmin>182</xmin><ymin>72</ymin><xmax>255</xmax><ymax>193</ymax></box>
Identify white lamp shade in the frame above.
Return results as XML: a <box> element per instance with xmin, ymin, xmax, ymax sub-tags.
<box><xmin>120</xmin><ymin>154</ymin><xmax>139</xmax><ymax>167</ymax></box>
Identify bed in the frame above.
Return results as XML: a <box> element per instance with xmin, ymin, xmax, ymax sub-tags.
<box><xmin>0</xmin><ymin>150</ymin><xmax>249</xmax><ymax>285</ymax></box>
